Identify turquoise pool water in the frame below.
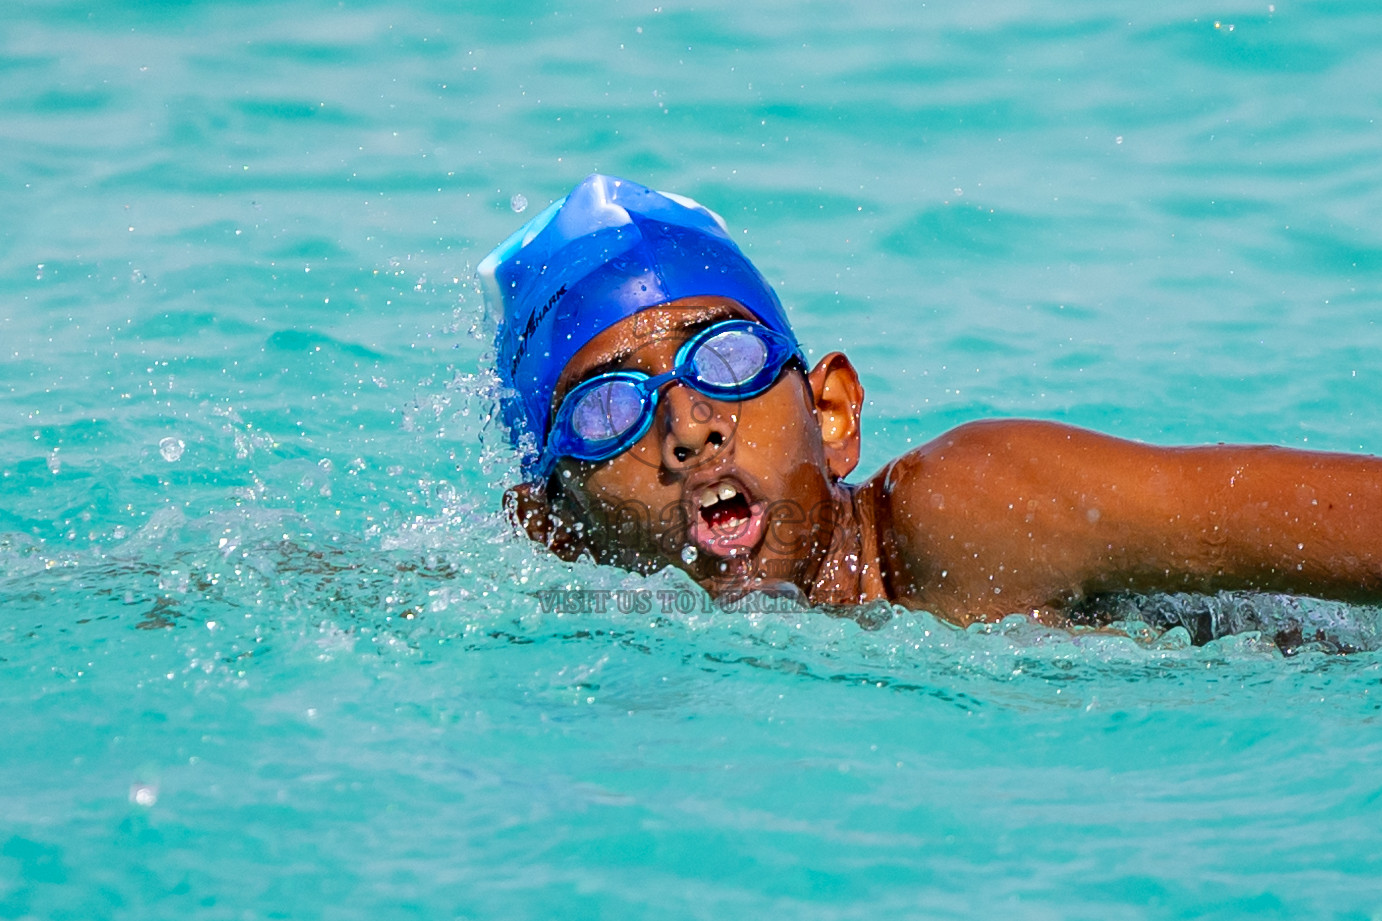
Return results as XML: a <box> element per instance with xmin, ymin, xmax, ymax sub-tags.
<box><xmin>5</xmin><ymin>1</ymin><xmax>1382</xmax><ymax>917</ymax></box>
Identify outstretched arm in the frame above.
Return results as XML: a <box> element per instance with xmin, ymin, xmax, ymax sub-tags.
<box><xmin>876</xmin><ymin>419</ymin><xmax>1382</xmax><ymax>624</ymax></box>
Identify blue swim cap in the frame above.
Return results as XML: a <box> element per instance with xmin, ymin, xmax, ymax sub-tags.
<box><xmin>478</xmin><ymin>174</ymin><xmax>797</xmax><ymax>479</ymax></box>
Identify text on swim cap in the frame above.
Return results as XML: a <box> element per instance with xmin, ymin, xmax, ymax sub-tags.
<box><xmin>509</xmin><ymin>283</ymin><xmax>568</xmax><ymax>377</ymax></box>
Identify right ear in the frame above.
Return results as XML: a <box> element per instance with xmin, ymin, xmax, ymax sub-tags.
<box><xmin>805</xmin><ymin>351</ymin><xmax>864</xmax><ymax>481</ymax></box>
<box><xmin>504</xmin><ymin>480</ymin><xmax>588</xmax><ymax>562</ymax></box>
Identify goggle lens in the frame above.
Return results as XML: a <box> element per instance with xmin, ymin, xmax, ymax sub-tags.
<box><xmin>569</xmin><ymin>379</ymin><xmax>645</xmax><ymax>443</ymax></box>
<box><xmin>692</xmin><ymin>327</ymin><xmax>769</xmax><ymax>389</ymax></box>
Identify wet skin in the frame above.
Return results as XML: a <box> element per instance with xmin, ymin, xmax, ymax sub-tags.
<box><xmin>510</xmin><ymin>298</ymin><xmax>865</xmax><ymax>601</ymax></box>
<box><xmin>510</xmin><ymin>299</ymin><xmax>1382</xmax><ymax>626</ymax></box>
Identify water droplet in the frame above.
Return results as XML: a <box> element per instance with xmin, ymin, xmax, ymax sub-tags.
<box><xmin>681</xmin><ymin>545</ymin><xmax>698</xmax><ymax>564</ymax></box>
<box><xmin>510</xmin><ymin>193</ymin><xmax>528</xmax><ymax>213</ymax></box>
<box><xmin>159</xmin><ymin>437</ymin><xmax>185</xmax><ymax>462</ymax></box>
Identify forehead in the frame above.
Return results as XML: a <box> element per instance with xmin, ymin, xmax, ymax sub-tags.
<box><xmin>553</xmin><ymin>296</ymin><xmax>758</xmax><ymax>398</ymax></box>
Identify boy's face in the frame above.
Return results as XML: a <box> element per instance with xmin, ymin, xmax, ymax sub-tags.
<box><xmin>520</xmin><ymin>297</ymin><xmax>862</xmax><ymax>598</ymax></box>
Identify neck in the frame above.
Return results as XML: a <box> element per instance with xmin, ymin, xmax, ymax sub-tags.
<box><xmin>806</xmin><ymin>482</ymin><xmax>889</xmax><ymax>606</ymax></box>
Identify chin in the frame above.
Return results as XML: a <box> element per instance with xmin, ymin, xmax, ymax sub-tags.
<box><xmin>690</xmin><ymin>552</ymin><xmax>795</xmax><ymax>600</ymax></box>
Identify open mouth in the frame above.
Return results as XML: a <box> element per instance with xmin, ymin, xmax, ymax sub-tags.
<box><xmin>688</xmin><ymin>479</ymin><xmax>768</xmax><ymax>557</ymax></box>
<box><xmin>698</xmin><ymin>482</ymin><xmax>752</xmax><ymax>534</ymax></box>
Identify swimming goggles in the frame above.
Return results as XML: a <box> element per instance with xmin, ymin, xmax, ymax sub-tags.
<box><xmin>542</xmin><ymin>319</ymin><xmax>804</xmax><ymax>473</ymax></box>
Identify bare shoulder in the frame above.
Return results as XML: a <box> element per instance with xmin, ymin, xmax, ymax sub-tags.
<box><xmin>868</xmin><ymin>420</ymin><xmax>1103</xmax><ymax>528</ymax></box>
<box><xmin>857</xmin><ymin>420</ymin><xmax>1191</xmax><ymax>620</ymax></box>
<box><xmin>872</xmin><ymin>418</ymin><xmax>1143</xmax><ymax>496</ymax></box>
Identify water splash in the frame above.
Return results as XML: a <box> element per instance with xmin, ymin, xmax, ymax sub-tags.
<box><xmin>159</xmin><ymin>437</ymin><xmax>185</xmax><ymax>462</ymax></box>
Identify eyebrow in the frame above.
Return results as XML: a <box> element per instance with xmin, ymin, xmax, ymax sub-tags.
<box><xmin>569</xmin><ymin>352</ymin><xmax>635</xmax><ymax>388</ymax></box>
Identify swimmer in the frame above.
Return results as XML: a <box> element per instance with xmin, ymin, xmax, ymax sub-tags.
<box><xmin>481</xmin><ymin>174</ymin><xmax>1382</xmax><ymax>627</ymax></box>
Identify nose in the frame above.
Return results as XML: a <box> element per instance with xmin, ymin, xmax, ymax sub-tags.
<box><xmin>659</xmin><ymin>382</ymin><xmax>732</xmax><ymax>469</ymax></box>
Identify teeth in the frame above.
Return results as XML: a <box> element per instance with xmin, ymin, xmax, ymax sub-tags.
<box><xmin>698</xmin><ymin>483</ymin><xmax>740</xmax><ymax>507</ymax></box>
